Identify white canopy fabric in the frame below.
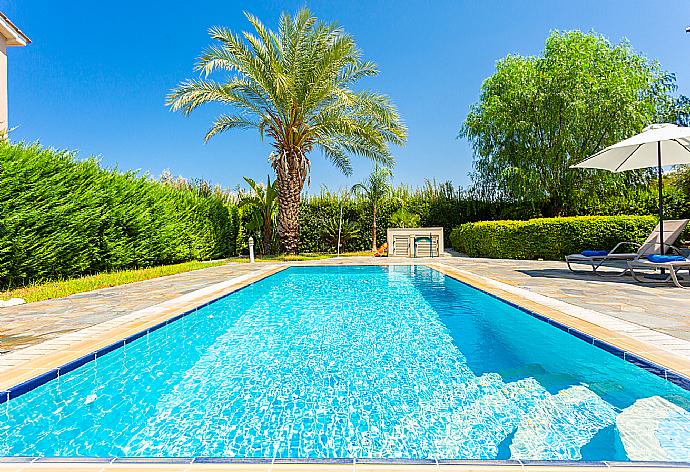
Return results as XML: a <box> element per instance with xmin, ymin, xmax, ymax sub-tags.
<box><xmin>572</xmin><ymin>124</ymin><xmax>690</xmax><ymax>172</ymax></box>
<box><xmin>572</xmin><ymin>123</ymin><xmax>690</xmax><ymax>256</ymax></box>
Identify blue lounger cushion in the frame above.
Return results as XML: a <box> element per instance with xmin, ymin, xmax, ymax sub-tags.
<box><xmin>580</xmin><ymin>250</ymin><xmax>609</xmax><ymax>257</ymax></box>
<box><xmin>647</xmin><ymin>254</ymin><xmax>688</xmax><ymax>263</ymax></box>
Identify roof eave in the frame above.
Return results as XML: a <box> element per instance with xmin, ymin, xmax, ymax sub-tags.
<box><xmin>0</xmin><ymin>11</ymin><xmax>30</xmax><ymax>46</ymax></box>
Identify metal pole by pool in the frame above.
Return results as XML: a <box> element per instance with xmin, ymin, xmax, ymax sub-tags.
<box><xmin>657</xmin><ymin>141</ymin><xmax>664</xmax><ymax>255</ymax></box>
<box><xmin>336</xmin><ymin>201</ymin><xmax>343</xmax><ymax>258</ymax></box>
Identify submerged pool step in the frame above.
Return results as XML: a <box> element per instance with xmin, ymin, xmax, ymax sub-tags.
<box><xmin>616</xmin><ymin>396</ymin><xmax>690</xmax><ymax>462</ymax></box>
<box><xmin>508</xmin><ymin>385</ymin><xmax>617</xmax><ymax>461</ymax></box>
<box><xmin>385</xmin><ymin>373</ymin><xmax>551</xmax><ymax>459</ymax></box>
<box><xmin>434</xmin><ymin>376</ymin><xmax>549</xmax><ymax>459</ymax></box>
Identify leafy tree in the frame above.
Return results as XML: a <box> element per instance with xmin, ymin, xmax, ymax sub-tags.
<box><xmin>239</xmin><ymin>176</ymin><xmax>278</xmax><ymax>255</ymax></box>
<box><xmin>460</xmin><ymin>30</ymin><xmax>688</xmax><ymax>217</ymax></box>
<box><xmin>351</xmin><ymin>164</ymin><xmax>392</xmax><ymax>251</ymax></box>
<box><xmin>669</xmin><ymin>166</ymin><xmax>690</xmax><ymax>196</ymax></box>
<box><xmin>167</xmin><ymin>8</ymin><xmax>406</xmax><ymax>253</ymax></box>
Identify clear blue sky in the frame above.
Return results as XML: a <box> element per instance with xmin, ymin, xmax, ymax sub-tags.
<box><xmin>3</xmin><ymin>1</ymin><xmax>690</xmax><ymax>192</ymax></box>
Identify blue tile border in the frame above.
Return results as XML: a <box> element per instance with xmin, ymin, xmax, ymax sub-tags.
<box><xmin>193</xmin><ymin>456</ymin><xmax>273</xmax><ymax>464</ymax></box>
<box><xmin>623</xmin><ymin>352</ymin><xmax>667</xmax><ymax>378</ymax></box>
<box><xmin>276</xmin><ymin>457</ymin><xmax>354</xmax><ymax>464</ymax></box>
<box><xmin>666</xmin><ymin>371</ymin><xmax>690</xmax><ymax>391</ymax></box>
<box><xmin>34</xmin><ymin>456</ymin><xmax>113</xmax><ymax>463</ymax></box>
<box><xmin>112</xmin><ymin>457</ymin><xmax>194</xmax><ymax>464</ymax></box>
<box><xmin>0</xmin><ymin>456</ymin><xmax>38</xmax><ymax>463</ymax></box>
<box><xmin>592</xmin><ymin>339</ymin><xmax>625</xmax><ymax>359</ymax></box>
<box><xmin>97</xmin><ymin>339</ymin><xmax>125</xmax><ymax>357</ymax></box>
<box><xmin>434</xmin><ymin>266</ymin><xmax>690</xmax><ymax>392</ymax></box>
<box><xmin>356</xmin><ymin>458</ymin><xmax>436</xmax><ymax>465</ymax></box>
<box><xmin>1</xmin><ymin>264</ymin><xmax>690</xmax><ymax>465</ymax></box>
<box><xmin>0</xmin><ymin>272</ymin><xmax>275</xmax><ymax>405</ymax></box>
<box><xmin>519</xmin><ymin>460</ymin><xmax>606</xmax><ymax>467</ymax></box>
<box><xmin>7</xmin><ymin>369</ymin><xmax>58</xmax><ymax>400</ymax></box>
<box><xmin>437</xmin><ymin>459</ymin><xmax>522</xmax><ymax>465</ymax></box>
<box><xmin>569</xmin><ymin>329</ymin><xmax>594</xmax><ymax>344</ymax></box>
<box><xmin>57</xmin><ymin>353</ymin><xmax>96</xmax><ymax>377</ymax></box>
<box><xmin>0</xmin><ymin>456</ymin><xmax>688</xmax><ymax>467</ymax></box>
<box><xmin>605</xmin><ymin>461</ymin><xmax>690</xmax><ymax>468</ymax></box>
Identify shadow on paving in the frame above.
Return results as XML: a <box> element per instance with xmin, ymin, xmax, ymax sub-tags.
<box><xmin>517</xmin><ymin>268</ymin><xmax>689</xmax><ymax>289</ymax></box>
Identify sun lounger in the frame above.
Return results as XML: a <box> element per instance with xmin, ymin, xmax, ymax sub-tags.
<box><xmin>565</xmin><ymin>219</ymin><xmax>689</xmax><ymax>275</ymax></box>
<box><xmin>627</xmin><ymin>256</ymin><xmax>690</xmax><ymax>288</ymax></box>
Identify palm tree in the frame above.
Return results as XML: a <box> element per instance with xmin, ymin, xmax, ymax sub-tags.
<box><xmin>352</xmin><ymin>164</ymin><xmax>392</xmax><ymax>252</ymax></box>
<box><xmin>167</xmin><ymin>9</ymin><xmax>406</xmax><ymax>254</ymax></box>
<box><xmin>322</xmin><ymin>216</ymin><xmax>360</xmax><ymax>252</ymax></box>
<box><xmin>239</xmin><ymin>176</ymin><xmax>278</xmax><ymax>255</ymax></box>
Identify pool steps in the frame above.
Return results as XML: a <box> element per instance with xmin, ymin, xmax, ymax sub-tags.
<box><xmin>386</xmin><ymin>369</ymin><xmax>689</xmax><ymax>461</ymax></box>
<box><xmin>616</xmin><ymin>396</ymin><xmax>690</xmax><ymax>461</ymax></box>
<box><xmin>510</xmin><ymin>386</ymin><xmax>617</xmax><ymax>460</ymax></box>
<box><xmin>434</xmin><ymin>377</ymin><xmax>549</xmax><ymax>459</ymax></box>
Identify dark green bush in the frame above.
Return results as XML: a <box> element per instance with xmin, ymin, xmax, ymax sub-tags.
<box><xmin>0</xmin><ymin>142</ymin><xmax>239</xmax><ymax>288</ymax></box>
<box><xmin>450</xmin><ymin>215</ymin><xmax>658</xmax><ymax>260</ymax></box>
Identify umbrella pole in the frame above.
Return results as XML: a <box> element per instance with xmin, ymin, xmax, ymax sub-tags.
<box><xmin>657</xmin><ymin>141</ymin><xmax>664</xmax><ymax>256</ymax></box>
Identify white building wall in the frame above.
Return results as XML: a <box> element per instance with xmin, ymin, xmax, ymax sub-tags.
<box><xmin>0</xmin><ymin>35</ymin><xmax>7</xmax><ymax>134</ymax></box>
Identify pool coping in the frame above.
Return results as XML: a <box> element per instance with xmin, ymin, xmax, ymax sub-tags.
<box><xmin>0</xmin><ymin>261</ymin><xmax>689</xmax><ymax>469</ymax></box>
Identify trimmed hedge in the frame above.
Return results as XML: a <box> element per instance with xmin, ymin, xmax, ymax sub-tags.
<box><xmin>293</xmin><ymin>181</ymin><xmax>690</xmax><ymax>254</ymax></box>
<box><xmin>449</xmin><ymin>215</ymin><xmax>659</xmax><ymax>260</ymax></box>
<box><xmin>0</xmin><ymin>142</ymin><xmax>240</xmax><ymax>288</ymax></box>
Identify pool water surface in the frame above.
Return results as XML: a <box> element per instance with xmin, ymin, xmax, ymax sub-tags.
<box><xmin>1</xmin><ymin>265</ymin><xmax>689</xmax><ymax>461</ymax></box>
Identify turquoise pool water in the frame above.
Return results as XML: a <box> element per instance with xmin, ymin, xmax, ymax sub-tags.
<box><xmin>1</xmin><ymin>265</ymin><xmax>689</xmax><ymax>461</ymax></box>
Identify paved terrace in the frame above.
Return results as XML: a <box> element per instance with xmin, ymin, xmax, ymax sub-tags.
<box><xmin>1</xmin><ymin>256</ymin><xmax>689</xmax><ymax>356</ymax></box>
<box><xmin>0</xmin><ymin>263</ymin><xmax>261</xmax><ymax>353</ymax></box>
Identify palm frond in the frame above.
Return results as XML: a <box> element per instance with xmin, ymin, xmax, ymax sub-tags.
<box><xmin>205</xmin><ymin>115</ymin><xmax>259</xmax><ymax>142</ymax></box>
<box><xmin>168</xmin><ymin>7</ymin><xmax>406</xmax><ymax>171</ymax></box>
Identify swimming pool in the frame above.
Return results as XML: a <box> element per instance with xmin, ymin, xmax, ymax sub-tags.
<box><xmin>1</xmin><ymin>265</ymin><xmax>689</xmax><ymax>461</ymax></box>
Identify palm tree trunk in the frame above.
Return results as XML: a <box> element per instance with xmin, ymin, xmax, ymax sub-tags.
<box><xmin>262</xmin><ymin>222</ymin><xmax>272</xmax><ymax>255</ymax></box>
<box><xmin>372</xmin><ymin>203</ymin><xmax>377</xmax><ymax>252</ymax></box>
<box><xmin>273</xmin><ymin>148</ymin><xmax>308</xmax><ymax>254</ymax></box>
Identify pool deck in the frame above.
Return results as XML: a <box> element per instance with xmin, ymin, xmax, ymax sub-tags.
<box><xmin>1</xmin><ymin>256</ymin><xmax>690</xmax><ymax>470</ymax></box>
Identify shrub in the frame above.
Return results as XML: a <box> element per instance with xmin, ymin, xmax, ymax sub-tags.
<box><xmin>321</xmin><ymin>217</ymin><xmax>360</xmax><ymax>252</ymax></box>
<box><xmin>0</xmin><ymin>142</ymin><xmax>240</xmax><ymax>288</ymax></box>
<box><xmin>450</xmin><ymin>215</ymin><xmax>658</xmax><ymax>260</ymax></box>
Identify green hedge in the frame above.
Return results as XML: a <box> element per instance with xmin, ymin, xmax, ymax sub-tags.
<box><xmin>449</xmin><ymin>215</ymin><xmax>659</xmax><ymax>260</ymax></box>
<box><xmin>0</xmin><ymin>143</ymin><xmax>240</xmax><ymax>288</ymax></box>
<box><xmin>292</xmin><ymin>180</ymin><xmax>690</xmax><ymax>254</ymax></box>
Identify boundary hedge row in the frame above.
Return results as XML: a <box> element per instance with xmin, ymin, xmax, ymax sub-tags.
<box><xmin>450</xmin><ymin>215</ymin><xmax>658</xmax><ymax>260</ymax></box>
<box><xmin>0</xmin><ymin>143</ymin><xmax>239</xmax><ymax>288</ymax></box>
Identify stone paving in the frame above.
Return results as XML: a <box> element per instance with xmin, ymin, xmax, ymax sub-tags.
<box><xmin>1</xmin><ymin>256</ymin><xmax>689</xmax><ymax>356</ymax></box>
<box><xmin>0</xmin><ymin>263</ymin><xmax>263</xmax><ymax>353</ymax></box>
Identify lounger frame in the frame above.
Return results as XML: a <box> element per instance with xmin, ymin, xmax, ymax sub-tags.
<box><xmin>628</xmin><ymin>259</ymin><xmax>690</xmax><ymax>289</ymax></box>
